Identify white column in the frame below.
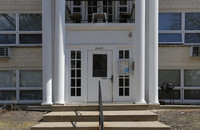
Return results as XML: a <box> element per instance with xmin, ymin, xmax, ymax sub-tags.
<box><xmin>134</xmin><ymin>0</ymin><xmax>146</xmax><ymax>104</ymax></box>
<box><xmin>53</xmin><ymin>0</ymin><xmax>65</xmax><ymax>104</ymax></box>
<box><xmin>42</xmin><ymin>0</ymin><xmax>53</xmax><ymax>105</ymax></box>
<box><xmin>145</xmin><ymin>0</ymin><xmax>159</xmax><ymax>104</ymax></box>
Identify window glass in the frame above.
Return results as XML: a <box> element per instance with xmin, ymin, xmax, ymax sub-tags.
<box><xmin>0</xmin><ymin>71</ymin><xmax>16</xmax><ymax>87</ymax></box>
<box><xmin>93</xmin><ymin>54</ymin><xmax>107</xmax><ymax>77</ymax></box>
<box><xmin>0</xmin><ymin>90</ymin><xmax>16</xmax><ymax>100</ymax></box>
<box><xmin>0</xmin><ymin>14</ymin><xmax>16</xmax><ymax>31</ymax></box>
<box><xmin>184</xmin><ymin>70</ymin><xmax>200</xmax><ymax>87</ymax></box>
<box><xmin>0</xmin><ymin>34</ymin><xmax>16</xmax><ymax>44</ymax></box>
<box><xmin>185</xmin><ymin>33</ymin><xmax>200</xmax><ymax>43</ymax></box>
<box><xmin>159</xmin><ymin>33</ymin><xmax>182</xmax><ymax>43</ymax></box>
<box><xmin>19</xmin><ymin>34</ymin><xmax>42</xmax><ymax>44</ymax></box>
<box><xmin>184</xmin><ymin>90</ymin><xmax>200</xmax><ymax>100</ymax></box>
<box><xmin>159</xmin><ymin>70</ymin><xmax>180</xmax><ymax>86</ymax></box>
<box><xmin>20</xmin><ymin>70</ymin><xmax>42</xmax><ymax>87</ymax></box>
<box><xmin>159</xmin><ymin>13</ymin><xmax>181</xmax><ymax>30</ymax></box>
<box><xmin>159</xmin><ymin>90</ymin><xmax>181</xmax><ymax>100</ymax></box>
<box><xmin>185</xmin><ymin>12</ymin><xmax>200</xmax><ymax>30</ymax></box>
<box><xmin>19</xmin><ymin>14</ymin><xmax>42</xmax><ymax>31</ymax></box>
<box><xmin>20</xmin><ymin>90</ymin><xmax>42</xmax><ymax>100</ymax></box>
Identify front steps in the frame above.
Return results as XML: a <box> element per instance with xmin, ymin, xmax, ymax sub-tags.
<box><xmin>31</xmin><ymin>104</ymin><xmax>170</xmax><ymax>130</ymax></box>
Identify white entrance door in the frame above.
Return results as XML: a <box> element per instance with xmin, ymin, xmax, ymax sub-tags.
<box><xmin>88</xmin><ymin>51</ymin><xmax>113</xmax><ymax>102</ymax></box>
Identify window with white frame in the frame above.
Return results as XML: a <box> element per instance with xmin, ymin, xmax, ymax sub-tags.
<box><xmin>0</xmin><ymin>13</ymin><xmax>42</xmax><ymax>46</ymax></box>
<box><xmin>0</xmin><ymin>70</ymin><xmax>42</xmax><ymax>102</ymax></box>
<box><xmin>159</xmin><ymin>12</ymin><xmax>200</xmax><ymax>45</ymax></box>
<box><xmin>118</xmin><ymin>50</ymin><xmax>130</xmax><ymax>96</ymax></box>
<box><xmin>159</xmin><ymin>69</ymin><xmax>200</xmax><ymax>102</ymax></box>
<box><xmin>70</xmin><ymin>50</ymin><xmax>81</xmax><ymax>97</ymax></box>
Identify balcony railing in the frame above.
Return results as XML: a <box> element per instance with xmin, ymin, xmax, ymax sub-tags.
<box><xmin>65</xmin><ymin>0</ymin><xmax>135</xmax><ymax>23</ymax></box>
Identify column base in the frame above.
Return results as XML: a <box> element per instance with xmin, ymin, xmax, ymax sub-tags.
<box><xmin>41</xmin><ymin>102</ymin><xmax>53</xmax><ymax>106</ymax></box>
<box><xmin>54</xmin><ymin>102</ymin><xmax>65</xmax><ymax>105</ymax></box>
<box><xmin>134</xmin><ymin>100</ymin><xmax>147</xmax><ymax>104</ymax></box>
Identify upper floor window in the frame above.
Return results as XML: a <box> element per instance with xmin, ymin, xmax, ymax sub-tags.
<box><xmin>66</xmin><ymin>0</ymin><xmax>135</xmax><ymax>23</ymax></box>
<box><xmin>0</xmin><ymin>13</ymin><xmax>42</xmax><ymax>46</ymax></box>
<box><xmin>159</xmin><ymin>12</ymin><xmax>200</xmax><ymax>45</ymax></box>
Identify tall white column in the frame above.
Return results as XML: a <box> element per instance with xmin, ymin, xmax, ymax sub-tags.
<box><xmin>145</xmin><ymin>0</ymin><xmax>159</xmax><ymax>104</ymax></box>
<box><xmin>53</xmin><ymin>0</ymin><xmax>65</xmax><ymax>104</ymax></box>
<box><xmin>42</xmin><ymin>0</ymin><xmax>53</xmax><ymax>105</ymax></box>
<box><xmin>134</xmin><ymin>0</ymin><xmax>146</xmax><ymax>104</ymax></box>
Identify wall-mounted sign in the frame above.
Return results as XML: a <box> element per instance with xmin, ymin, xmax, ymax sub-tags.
<box><xmin>118</xmin><ymin>59</ymin><xmax>130</xmax><ymax>75</ymax></box>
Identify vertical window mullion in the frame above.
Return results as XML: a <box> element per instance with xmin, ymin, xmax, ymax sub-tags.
<box><xmin>16</xmin><ymin>13</ymin><xmax>19</xmax><ymax>45</ymax></box>
<box><xmin>16</xmin><ymin>70</ymin><xmax>20</xmax><ymax>102</ymax></box>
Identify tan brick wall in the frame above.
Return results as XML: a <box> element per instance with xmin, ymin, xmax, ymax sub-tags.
<box><xmin>159</xmin><ymin>46</ymin><xmax>200</xmax><ymax>69</ymax></box>
<box><xmin>160</xmin><ymin>0</ymin><xmax>200</xmax><ymax>9</ymax></box>
<box><xmin>0</xmin><ymin>47</ymin><xmax>42</xmax><ymax>69</ymax></box>
<box><xmin>0</xmin><ymin>0</ymin><xmax>42</xmax><ymax>12</ymax></box>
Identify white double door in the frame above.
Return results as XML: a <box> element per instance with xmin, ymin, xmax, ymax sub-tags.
<box><xmin>87</xmin><ymin>51</ymin><xmax>113</xmax><ymax>102</ymax></box>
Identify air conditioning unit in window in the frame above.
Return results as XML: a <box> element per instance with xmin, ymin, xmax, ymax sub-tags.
<box><xmin>190</xmin><ymin>46</ymin><xmax>200</xmax><ymax>57</ymax></box>
<box><xmin>0</xmin><ymin>47</ymin><xmax>11</xmax><ymax>57</ymax></box>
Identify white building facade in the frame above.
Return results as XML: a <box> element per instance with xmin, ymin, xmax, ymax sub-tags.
<box><xmin>0</xmin><ymin>0</ymin><xmax>199</xmax><ymax>105</ymax></box>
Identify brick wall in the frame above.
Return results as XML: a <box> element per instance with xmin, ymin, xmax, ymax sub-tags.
<box><xmin>160</xmin><ymin>0</ymin><xmax>200</xmax><ymax>9</ymax></box>
<box><xmin>0</xmin><ymin>47</ymin><xmax>42</xmax><ymax>69</ymax></box>
<box><xmin>159</xmin><ymin>46</ymin><xmax>200</xmax><ymax>69</ymax></box>
<box><xmin>0</xmin><ymin>0</ymin><xmax>42</xmax><ymax>12</ymax></box>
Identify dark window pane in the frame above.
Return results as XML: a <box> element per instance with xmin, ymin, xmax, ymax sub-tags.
<box><xmin>20</xmin><ymin>90</ymin><xmax>42</xmax><ymax>100</ymax></box>
<box><xmin>125</xmin><ymin>50</ymin><xmax>129</xmax><ymax>59</ymax></box>
<box><xmin>119</xmin><ymin>79</ymin><xmax>123</xmax><ymax>86</ymax></box>
<box><xmin>19</xmin><ymin>14</ymin><xmax>42</xmax><ymax>31</ymax></box>
<box><xmin>185</xmin><ymin>33</ymin><xmax>200</xmax><ymax>43</ymax></box>
<box><xmin>19</xmin><ymin>34</ymin><xmax>42</xmax><ymax>44</ymax></box>
<box><xmin>71</xmin><ymin>60</ymin><xmax>75</xmax><ymax>68</ymax></box>
<box><xmin>184</xmin><ymin>70</ymin><xmax>200</xmax><ymax>86</ymax></box>
<box><xmin>74</xmin><ymin>8</ymin><xmax>81</xmax><ymax>13</ymax></box>
<box><xmin>159</xmin><ymin>90</ymin><xmax>181</xmax><ymax>100</ymax></box>
<box><xmin>125</xmin><ymin>88</ymin><xmax>129</xmax><ymax>96</ymax></box>
<box><xmin>77</xmin><ymin>79</ymin><xmax>81</xmax><ymax>87</ymax></box>
<box><xmin>71</xmin><ymin>51</ymin><xmax>75</xmax><ymax>59</ymax></box>
<box><xmin>77</xmin><ymin>88</ymin><xmax>81</xmax><ymax>96</ymax></box>
<box><xmin>125</xmin><ymin>79</ymin><xmax>129</xmax><ymax>86</ymax></box>
<box><xmin>77</xmin><ymin>51</ymin><xmax>81</xmax><ymax>59</ymax></box>
<box><xmin>159</xmin><ymin>70</ymin><xmax>180</xmax><ymax>86</ymax></box>
<box><xmin>71</xmin><ymin>88</ymin><xmax>75</xmax><ymax>96</ymax></box>
<box><xmin>0</xmin><ymin>34</ymin><xmax>16</xmax><ymax>44</ymax></box>
<box><xmin>159</xmin><ymin>13</ymin><xmax>181</xmax><ymax>30</ymax></box>
<box><xmin>185</xmin><ymin>13</ymin><xmax>200</xmax><ymax>30</ymax></box>
<box><xmin>119</xmin><ymin>88</ymin><xmax>123</xmax><ymax>96</ymax></box>
<box><xmin>77</xmin><ymin>60</ymin><xmax>81</xmax><ymax>68</ymax></box>
<box><xmin>77</xmin><ymin>70</ymin><xmax>81</xmax><ymax>77</ymax></box>
<box><xmin>0</xmin><ymin>91</ymin><xmax>16</xmax><ymax>100</ymax></box>
<box><xmin>159</xmin><ymin>33</ymin><xmax>182</xmax><ymax>43</ymax></box>
<box><xmin>0</xmin><ymin>70</ymin><xmax>16</xmax><ymax>87</ymax></box>
<box><xmin>184</xmin><ymin>90</ymin><xmax>200</xmax><ymax>100</ymax></box>
<box><xmin>71</xmin><ymin>79</ymin><xmax>75</xmax><ymax>87</ymax></box>
<box><xmin>20</xmin><ymin>70</ymin><xmax>42</xmax><ymax>87</ymax></box>
<box><xmin>71</xmin><ymin>70</ymin><xmax>75</xmax><ymax>77</ymax></box>
<box><xmin>119</xmin><ymin>51</ymin><xmax>123</xmax><ymax>59</ymax></box>
<box><xmin>93</xmin><ymin>54</ymin><xmax>107</xmax><ymax>77</ymax></box>
<box><xmin>0</xmin><ymin>14</ymin><xmax>16</xmax><ymax>31</ymax></box>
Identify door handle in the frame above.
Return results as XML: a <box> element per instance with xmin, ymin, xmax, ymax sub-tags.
<box><xmin>110</xmin><ymin>75</ymin><xmax>114</xmax><ymax>83</ymax></box>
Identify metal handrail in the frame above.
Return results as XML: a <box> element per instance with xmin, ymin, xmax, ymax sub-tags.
<box><xmin>98</xmin><ymin>81</ymin><xmax>104</xmax><ymax>130</ymax></box>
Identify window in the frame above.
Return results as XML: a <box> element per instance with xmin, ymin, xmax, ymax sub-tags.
<box><xmin>0</xmin><ymin>70</ymin><xmax>42</xmax><ymax>103</ymax></box>
<box><xmin>0</xmin><ymin>13</ymin><xmax>42</xmax><ymax>45</ymax></box>
<box><xmin>159</xmin><ymin>12</ymin><xmax>200</xmax><ymax>45</ymax></box>
<box><xmin>184</xmin><ymin>70</ymin><xmax>200</xmax><ymax>87</ymax></box>
<box><xmin>118</xmin><ymin>50</ymin><xmax>130</xmax><ymax>96</ymax></box>
<box><xmin>70</xmin><ymin>50</ymin><xmax>81</xmax><ymax>97</ymax></box>
<box><xmin>159</xmin><ymin>70</ymin><xmax>180</xmax><ymax>86</ymax></box>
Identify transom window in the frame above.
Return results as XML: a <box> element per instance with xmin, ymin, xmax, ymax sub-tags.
<box><xmin>159</xmin><ymin>12</ymin><xmax>200</xmax><ymax>45</ymax></box>
<box><xmin>0</xmin><ymin>13</ymin><xmax>42</xmax><ymax>46</ymax></box>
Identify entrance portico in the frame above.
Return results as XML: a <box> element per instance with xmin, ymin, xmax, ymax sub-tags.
<box><xmin>42</xmin><ymin>0</ymin><xmax>159</xmax><ymax>105</ymax></box>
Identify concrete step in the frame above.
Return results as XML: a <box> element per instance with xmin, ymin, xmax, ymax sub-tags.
<box><xmin>31</xmin><ymin>121</ymin><xmax>170</xmax><ymax>130</ymax></box>
<box><xmin>52</xmin><ymin>104</ymin><xmax>149</xmax><ymax>111</ymax></box>
<box><xmin>43</xmin><ymin>110</ymin><xmax>158</xmax><ymax>122</ymax></box>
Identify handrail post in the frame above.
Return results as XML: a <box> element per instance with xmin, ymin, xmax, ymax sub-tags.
<box><xmin>99</xmin><ymin>81</ymin><xmax>104</xmax><ymax>130</ymax></box>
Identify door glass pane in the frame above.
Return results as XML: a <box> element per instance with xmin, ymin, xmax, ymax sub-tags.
<box><xmin>93</xmin><ymin>54</ymin><xmax>107</xmax><ymax>77</ymax></box>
